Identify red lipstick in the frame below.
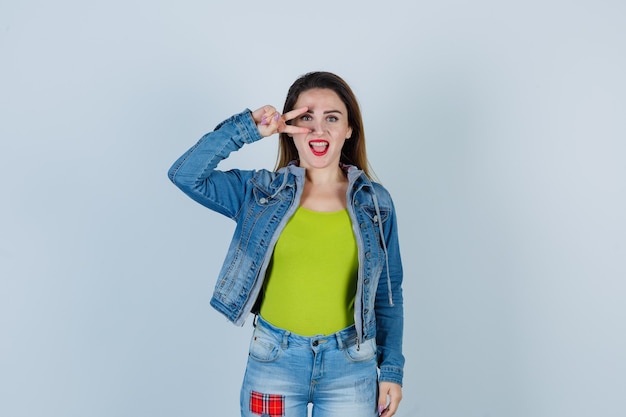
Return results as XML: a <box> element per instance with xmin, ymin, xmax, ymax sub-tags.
<box><xmin>309</xmin><ymin>140</ymin><xmax>329</xmax><ymax>156</ymax></box>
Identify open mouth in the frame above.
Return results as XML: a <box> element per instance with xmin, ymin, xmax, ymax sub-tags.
<box><xmin>309</xmin><ymin>140</ymin><xmax>329</xmax><ymax>156</ymax></box>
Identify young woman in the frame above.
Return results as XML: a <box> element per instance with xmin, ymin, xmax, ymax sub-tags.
<box><xmin>168</xmin><ymin>72</ymin><xmax>404</xmax><ymax>417</ymax></box>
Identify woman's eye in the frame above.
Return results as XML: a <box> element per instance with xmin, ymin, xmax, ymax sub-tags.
<box><xmin>300</xmin><ymin>115</ymin><xmax>312</xmax><ymax>121</ymax></box>
<box><xmin>327</xmin><ymin>116</ymin><xmax>338</xmax><ymax>122</ymax></box>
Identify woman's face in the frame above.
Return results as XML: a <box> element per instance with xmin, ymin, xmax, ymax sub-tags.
<box><xmin>290</xmin><ymin>88</ymin><xmax>353</xmax><ymax>171</ymax></box>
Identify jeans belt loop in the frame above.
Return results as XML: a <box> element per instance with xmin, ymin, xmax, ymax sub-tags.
<box><xmin>335</xmin><ymin>331</ymin><xmax>345</xmax><ymax>350</ymax></box>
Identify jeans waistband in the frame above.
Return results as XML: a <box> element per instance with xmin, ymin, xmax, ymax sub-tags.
<box><xmin>254</xmin><ymin>315</ymin><xmax>359</xmax><ymax>349</ymax></box>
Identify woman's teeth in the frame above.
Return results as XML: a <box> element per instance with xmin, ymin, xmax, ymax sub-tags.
<box><xmin>309</xmin><ymin>140</ymin><xmax>329</xmax><ymax>155</ymax></box>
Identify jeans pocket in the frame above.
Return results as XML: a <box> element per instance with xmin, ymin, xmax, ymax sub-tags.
<box><xmin>343</xmin><ymin>338</ymin><xmax>377</xmax><ymax>362</ymax></box>
<box><xmin>248</xmin><ymin>327</ymin><xmax>281</xmax><ymax>362</ymax></box>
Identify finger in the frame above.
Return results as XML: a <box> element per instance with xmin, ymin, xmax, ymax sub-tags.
<box><xmin>384</xmin><ymin>399</ymin><xmax>399</xmax><ymax>417</ymax></box>
<box><xmin>279</xmin><ymin>124</ymin><xmax>311</xmax><ymax>135</ymax></box>
<box><xmin>252</xmin><ymin>105</ymin><xmax>277</xmax><ymax>125</ymax></box>
<box><xmin>378</xmin><ymin>389</ymin><xmax>388</xmax><ymax>416</ymax></box>
<box><xmin>282</xmin><ymin>106</ymin><xmax>309</xmax><ymax>122</ymax></box>
<box><xmin>263</xmin><ymin>110</ymin><xmax>280</xmax><ymax>126</ymax></box>
<box><xmin>380</xmin><ymin>404</ymin><xmax>397</xmax><ymax>417</ymax></box>
<box><xmin>381</xmin><ymin>389</ymin><xmax>402</xmax><ymax>416</ymax></box>
<box><xmin>262</xmin><ymin>111</ymin><xmax>282</xmax><ymax>131</ymax></box>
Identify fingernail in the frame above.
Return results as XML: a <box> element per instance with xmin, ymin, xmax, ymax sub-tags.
<box><xmin>273</xmin><ymin>113</ymin><xmax>280</xmax><ymax>121</ymax></box>
<box><xmin>378</xmin><ymin>405</ymin><xmax>384</xmax><ymax>414</ymax></box>
<box><xmin>261</xmin><ymin>115</ymin><xmax>267</xmax><ymax>125</ymax></box>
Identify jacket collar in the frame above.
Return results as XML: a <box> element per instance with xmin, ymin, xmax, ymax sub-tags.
<box><xmin>282</xmin><ymin>160</ymin><xmax>368</xmax><ymax>185</ymax></box>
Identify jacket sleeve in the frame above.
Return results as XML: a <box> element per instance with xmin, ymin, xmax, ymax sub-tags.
<box><xmin>374</xmin><ymin>192</ymin><xmax>405</xmax><ymax>386</ymax></box>
<box><xmin>167</xmin><ymin>109</ymin><xmax>263</xmax><ymax>220</ymax></box>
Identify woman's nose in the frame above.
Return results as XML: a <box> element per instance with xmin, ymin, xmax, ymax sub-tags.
<box><xmin>312</xmin><ymin>121</ymin><xmax>324</xmax><ymax>135</ymax></box>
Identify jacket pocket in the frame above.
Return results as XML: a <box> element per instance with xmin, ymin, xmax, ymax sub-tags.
<box><xmin>361</xmin><ymin>205</ymin><xmax>390</xmax><ymax>224</ymax></box>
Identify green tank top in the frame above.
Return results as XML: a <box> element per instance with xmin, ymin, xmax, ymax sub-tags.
<box><xmin>260</xmin><ymin>206</ymin><xmax>358</xmax><ymax>336</ymax></box>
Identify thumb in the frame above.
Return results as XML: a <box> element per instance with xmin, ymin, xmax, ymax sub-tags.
<box><xmin>377</xmin><ymin>390</ymin><xmax>387</xmax><ymax>415</ymax></box>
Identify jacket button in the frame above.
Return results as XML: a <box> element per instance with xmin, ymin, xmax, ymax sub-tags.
<box><xmin>365</xmin><ymin>252</ymin><xmax>371</xmax><ymax>259</ymax></box>
<box><xmin>364</xmin><ymin>279</ymin><xmax>370</xmax><ymax>285</ymax></box>
<box><xmin>259</xmin><ymin>198</ymin><xmax>267</xmax><ymax>204</ymax></box>
<box><xmin>364</xmin><ymin>309</ymin><xmax>369</xmax><ymax>314</ymax></box>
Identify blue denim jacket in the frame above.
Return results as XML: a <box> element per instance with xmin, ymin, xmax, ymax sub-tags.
<box><xmin>168</xmin><ymin>110</ymin><xmax>404</xmax><ymax>385</ymax></box>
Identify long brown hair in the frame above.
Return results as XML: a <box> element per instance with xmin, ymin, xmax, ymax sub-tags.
<box><xmin>275</xmin><ymin>71</ymin><xmax>373</xmax><ymax>179</ymax></box>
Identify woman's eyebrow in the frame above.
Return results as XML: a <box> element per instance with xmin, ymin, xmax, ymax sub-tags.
<box><xmin>304</xmin><ymin>108</ymin><xmax>343</xmax><ymax>114</ymax></box>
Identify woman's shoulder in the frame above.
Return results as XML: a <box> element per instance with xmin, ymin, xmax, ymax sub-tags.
<box><xmin>364</xmin><ymin>178</ymin><xmax>394</xmax><ymax>203</ymax></box>
<box><xmin>249</xmin><ymin>167</ymin><xmax>298</xmax><ymax>191</ymax></box>
<box><xmin>351</xmin><ymin>175</ymin><xmax>395</xmax><ymax>211</ymax></box>
<box><xmin>370</xmin><ymin>180</ymin><xmax>391</xmax><ymax>196</ymax></box>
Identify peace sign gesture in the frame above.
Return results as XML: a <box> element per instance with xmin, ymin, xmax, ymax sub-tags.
<box><xmin>251</xmin><ymin>105</ymin><xmax>311</xmax><ymax>138</ymax></box>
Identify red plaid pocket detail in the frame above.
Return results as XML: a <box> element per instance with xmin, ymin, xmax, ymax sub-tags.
<box><xmin>249</xmin><ymin>391</ymin><xmax>285</xmax><ymax>416</ymax></box>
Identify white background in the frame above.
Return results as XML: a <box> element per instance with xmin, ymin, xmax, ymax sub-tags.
<box><xmin>1</xmin><ymin>1</ymin><xmax>625</xmax><ymax>416</ymax></box>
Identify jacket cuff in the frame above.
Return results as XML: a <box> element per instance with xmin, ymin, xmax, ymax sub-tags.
<box><xmin>214</xmin><ymin>109</ymin><xmax>263</xmax><ymax>145</ymax></box>
<box><xmin>379</xmin><ymin>366</ymin><xmax>403</xmax><ymax>386</ymax></box>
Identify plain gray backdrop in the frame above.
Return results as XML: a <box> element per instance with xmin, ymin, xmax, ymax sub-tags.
<box><xmin>1</xmin><ymin>1</ymin><xmax>625</xmax><ymax>416</ymax></box>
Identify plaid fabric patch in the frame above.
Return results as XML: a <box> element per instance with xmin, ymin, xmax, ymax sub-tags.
<box><xmin>249</xmin><ymin>391</ymin><xmax>285</xmax><ymax>416</ymax></box>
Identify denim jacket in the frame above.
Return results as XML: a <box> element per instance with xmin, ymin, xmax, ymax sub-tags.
<box><xmin>168</xmin><ymin>110</ymin><xmax>404</xmax><ymax>385</ymax></box>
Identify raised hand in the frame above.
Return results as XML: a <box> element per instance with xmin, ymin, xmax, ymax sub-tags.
<box><xmin>251</xmin><ymin>105</ymin><xmax>311</xmax><ymax>138</ymax></box>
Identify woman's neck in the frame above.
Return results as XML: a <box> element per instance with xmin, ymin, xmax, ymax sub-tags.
<box><xmin>300</xmin><ymin>165</ymin><xmax>348</xmax><ymax>212</ymax></box>
<box><xmin>304</xmin><ymin>165</ymin><xmax>346</xmax><ymax>185</ymax></box>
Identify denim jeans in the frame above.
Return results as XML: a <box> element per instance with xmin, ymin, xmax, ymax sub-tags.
<box><xmin>240</xmin><ymin>316</ymin><xmax>378</xmax><ymax>417</ymax></box>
